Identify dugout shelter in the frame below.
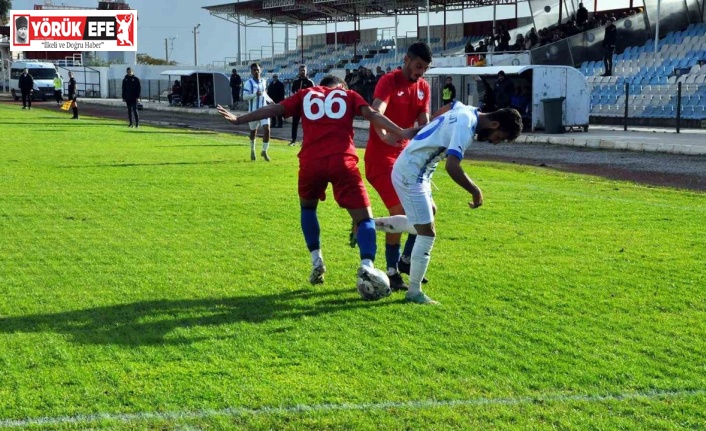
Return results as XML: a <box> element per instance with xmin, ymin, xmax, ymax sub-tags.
<box><xmin>160</xmin><ymin>70</ymin><xmax>231</xmax><ymax>108</ymax></box>
<box><xmin>427</xmin><ymin>65</ymin><xmax>591</xmax><ymax>132</ymax></box>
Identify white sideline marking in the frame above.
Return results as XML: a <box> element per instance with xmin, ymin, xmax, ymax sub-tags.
<box><xmin>0</xmin><ymin>389</ymin><xmax>704</xmax><ymax>428</ymax></box>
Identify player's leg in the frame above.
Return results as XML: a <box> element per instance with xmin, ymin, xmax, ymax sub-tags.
<box><xmin>248</xmin><ymin>123</ymin><xmax>258</xmax><ymax>160</ymax></box>
<box><xmin>71</xmin><ymin>97</ymin><xmax>79</xmax><ymax>119</ymax></box>
<box><xmin>374</xmin><ymin>215</ymin><xmax>417</xmax><ymax>234</ymax></box>
<box><xmin>133</xmin><ymin>102</ymin><xmax>139</xmax><ymax>127</ymax></box>
<box><xmin>290</xmin><ymin>115</ymin><xmax>300</xmax><ymax>145</ymax></box>
<box><xmin>366</xmin><ymin>166</ymin><xmax>408</xmax><ymax>291</ymax></box>
<box><xmin>127</xmin><ymin>102</ymin><xmax>133</xmax><ymax>127</ymax></box>
<box><xmin>299</xmin><ymin>159</ymin><xmax>328</xmax><ymax>284</ymax></box>
<box><xmin>261</xmin><ymin>120</ymin><xmax>271</xmax><ymax>161</ymax></box>
<box><xmin>393</xmin><ymin>175</ymin><xmax>438</xmax><ymax>305</ymax></box>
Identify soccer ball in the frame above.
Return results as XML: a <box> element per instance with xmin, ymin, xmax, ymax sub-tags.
<box><xmin>356</xmin><ymin>266</ymin><xmax>392</xmax><ymax>301</ymax></box>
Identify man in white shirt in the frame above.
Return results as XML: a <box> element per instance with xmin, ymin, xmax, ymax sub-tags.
<box><xmin>375</xmin><ymin>102</ymin><xmax>523</xmax><ymax>304</ymax></box>
<box><xmin>242</xmin><ymin>63</ymin><xmax>271</xmax><ymax>161</ymax></box>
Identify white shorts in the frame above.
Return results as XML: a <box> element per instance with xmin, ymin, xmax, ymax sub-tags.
<box><xmin>391</xmin><ymin>167</ymin><xmax>434</xmax><ymax>225</ymax></box>
<box><xmin>248</xmin><ymin>118</ymin><xmax>270</xmax><ymax>130</ymax></box>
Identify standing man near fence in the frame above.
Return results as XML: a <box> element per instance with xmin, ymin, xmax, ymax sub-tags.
<box><xmin>68</xmin><ymin>71</ymin><xmax>79</xmax><ymax>120</ymax></box>
<box><xmin>122</xmin><ymin>67</ymin><xmax>142</xmax><ymax>128</ymax></box>
<box><xmin>289</xmin><ymin>64</ymin><xmax>314</xmax><ymax>146</ymax></box>
<box><xmin>602</xmin><ymin>18</ymin><xmax>617</xmax><ymax>77</ymax></box>
<box><xmin>229</xmin><ymin>69</ymin><xmax>242</xmax><ymax>109</ymax></box>
<box><xmin>363</xmin><ymin>42</ymin><xmax>433</xmax><ymax>292</ymax></box>
<box><xmin>18</xmin><ymin>68</ymin><xmax>33</xmax><ymax>110</ymax></box>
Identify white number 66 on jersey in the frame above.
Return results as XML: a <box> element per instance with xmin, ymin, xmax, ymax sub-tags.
<box><xmin>303</xmin><ymin>90</ymin><xmax>347</xmax><ymax>120</ymax></box>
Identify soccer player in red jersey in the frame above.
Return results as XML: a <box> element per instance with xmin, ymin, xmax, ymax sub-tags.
<box><xmin>216</xmin><ymin>75</ymin><xmax>410</xmax><ymax>288</ymax></box>
<box><xmin>364</xmin><ymin>42</ymin><xmax>433</xmax><ymax>291</ymax></box>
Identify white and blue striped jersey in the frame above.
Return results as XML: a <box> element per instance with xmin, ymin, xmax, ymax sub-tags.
<box><xmin>243</xmin><ymin>77</ymin><xmax>267</xmax><ymax>112</ymax></box>
<box><xmin>394</xmin><ymin>101</ymin><xmax>479</xmax><ymax>184</ymax></box>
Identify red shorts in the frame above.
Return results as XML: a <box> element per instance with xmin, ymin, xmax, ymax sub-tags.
<box><xmin>298</xmin><ymin>154</ymin><xmax>370</xmax><ymax>209</ymax></box>
<box><xmin>365</xmin><ymin>159</ymin><xmax>400</xmax><ymax>209</ymax></box>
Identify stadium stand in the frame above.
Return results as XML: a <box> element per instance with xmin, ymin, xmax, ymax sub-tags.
<box><xmin>582</xmin><ymin>23</ymin><xmax>706</xmax><ymax>121</ymax></box>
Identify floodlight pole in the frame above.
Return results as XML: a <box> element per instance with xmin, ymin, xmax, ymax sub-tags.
<box><xmin>193</xmin><ymin>23</ymin><xmax>201</xmax><ymax>66</ymax></box>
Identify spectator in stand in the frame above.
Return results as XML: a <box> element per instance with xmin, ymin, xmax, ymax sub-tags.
<box><xmin>602</xmin><ymin>17</ymin><xmax>617</xmax><ymax>76</ymax></box>
<box><xmin>528</xmin><ymin>27</ymin><xmax>539</xmax><ymax>48</ymax></box>
<box><xmin>476</xmin><ymin>40</ymin><xmax>487</xmax><ymax>54</ymax></box>
<box><xmin>511</xmin><ymin>34</ymin><xmax>525</xmax><ymax>51</ymax></box>
<box><xmin>344</xmin><ymin>69</ymin><xmax>354</xmax><ymax>88</ymax></box>
<box><xmin>465</xmin><ymin>39</ymin><xmax>475</xmax><ymax>55</ymax></box>
<box><xmin>386</xmin><ymin>66</ymin><xmax>392</xmax><ymax>73</ymax></box>
<box><xmin>267</xmin><ymin>74</ymin><xmax>285</xmax><ymax>128</ymax></box>
<box><xmin>576</xmin><ymin>3</ymin><xmax>589</xmax><ymax>28</ymax></box>
<box><xmin>496</xmin><ymin>25</ymin><xmax>511</xmax><ymax>52</ymax></box>
<box><xmin>494</xmin><ymin>70</ymin><xmax>514</xmax><ymax>109</ymax></box>
<box><xmin>441</xmin><ymin>76</ymin><xmax>456</xmax><ymax>105</ymax></box>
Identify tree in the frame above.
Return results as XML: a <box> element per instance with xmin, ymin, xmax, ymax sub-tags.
<box><xmin>0</xmin><ymin>0</ymin><xmax>11</xmax><ymax>26</ymax></box>
<box><xmin>136</xmin><ymin>53</ymin><xmax>176</xmax><ymax>66</ymax></box>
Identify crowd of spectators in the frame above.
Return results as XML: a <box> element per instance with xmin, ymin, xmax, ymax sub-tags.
<box><xmin>344</xmin><ymin>65</ymin><xmax>397</xmax><ymax>103</ymax></box>
<box><xmin>465</xmin><ymin>5</ymin><xmax>643</xmax><ymax>55</ymax></box>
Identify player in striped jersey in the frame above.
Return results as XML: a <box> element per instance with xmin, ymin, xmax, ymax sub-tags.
<box><xmin>242</xmin><ymin>63</ymin><xmax>272</xmax><ymax>161</ymax></box>
<box><xmin>374</xmin><ymin>102</ymin><xmax>523</xmax><ymax>304</ymax></box>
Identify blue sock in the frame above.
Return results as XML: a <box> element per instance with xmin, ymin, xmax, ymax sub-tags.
<box><xmin>356</xmin><ymin>218</ymin><xmax>376</xmax><ymax>262</ymax></box>
<box><xmin>402</xmin><ymin>234</ymin><xmax>417</xmax><ymax>259</ymax></box>
<box><xmin>301</xmin><ymin>207</ymin><xmax>320</xmax><ymax>252</ymax></box>
<box><xmin>385</xmin><ymin>243</ymin><xmax>401</xmax><ymax>271</ymax></box>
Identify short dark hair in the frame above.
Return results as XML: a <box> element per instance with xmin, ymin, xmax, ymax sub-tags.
<box><xmin>487</xmin><ymin>108</ymin><xmax>523</xmax><ymax>141</ymax></box>
<box><xmin>250</xmin><ymin>63</ymin><xmax>260</xmax><ymax>70</ymax></box>
<box><xmin>407</xmin><ymin>42</ymin><xmax>433</xmax><ymax>63</ymax></box>
<box><xmin>319</xmin><ymin>75</ymin><xmax>345</xmax><ymax>88</ymax></box>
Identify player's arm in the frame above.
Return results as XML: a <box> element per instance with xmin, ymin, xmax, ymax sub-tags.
<box><xmin>445</xmin><ymin>154</ymin><xmax>483</xmax><ymax>209</ymax></box>
<box><xmin>431</xmin><ymin>103</ymin><xmax>454</xmax><ymax>119</ymax></box>
<box><xmin>217</xmin><ymin>104</ymin><xmax>285</xmax><ymax>125</ymax></box>
<box><xmin>360</xmin><ymin>106</ymin><xmax>417</xmax><ymax>146</ymax></box>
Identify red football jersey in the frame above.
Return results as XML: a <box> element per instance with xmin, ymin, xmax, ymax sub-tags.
<box><xmin>280</xmin><ymin>86</ymin><xmax>368</xmax><ymax>161</ymax></box>
<box><xmin>364</xmin><ymin>69</ymin><xmax>430</xmax><ymax>164</ymax></box>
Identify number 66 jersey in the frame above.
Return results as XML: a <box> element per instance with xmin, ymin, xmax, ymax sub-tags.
<box><xmin>280</xmin><ymin>86</ymin><xmax>369</xmax><ymax>161</ymax></box>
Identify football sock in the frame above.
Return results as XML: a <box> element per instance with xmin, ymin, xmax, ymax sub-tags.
<box><xmin>385</xmin><ymin>243</ymin><xmax>400</xmax><ymax>276</ymax></box>
<box><xmin>408</xmin><ymin>235</ymin><xmax>435</xmax><ymax>295</ymax></box>
<box><xmin>262</xmin><ymin>141</ymin><xmax>269</xmax><ymax>151</ymax></box>
<box><xmin>301</xmin><ymin>207</ymin><xmax>320</xmax><ymax>252</ymax></box>
<box><xmin>250</xmin><ymin>139</ymin><xmax>256</xmax><ymax>150</ymax></box>
<box><xmin>356</xmin><ymin>218</ymin><xmax>376</xmax><ymax>262</ymax></box>
<box><xmin>375</xmin><ymin>215</ymin><xmax>417</xmax><ymax>234</ymax></box>
<box><xmin>402</xmin><ymin>234</ymin><xmax>417</xmax><ymax>261</ymax></box>
<box><xmin>310</xmin><ymin>249</ymin><xmax>322</xmax><ymax>267</ymax></box>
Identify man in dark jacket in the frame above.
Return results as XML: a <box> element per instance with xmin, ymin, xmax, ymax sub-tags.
<box><xmin>289</xmin><ymin>64</ymin><xmax>314</xmax><ymax>145</ymax></box>
<box><xmin>67</xmin><ymin>71</ymin><xmax>79</xmax><ymax>119</ymax></box>
<box><xmin>493</xmin><ymin>70</ymin><xmax>515</xmax><ymax>109</ymax></box>
<box><xmin>576</xmin><ymin>2</ymin><xmax>589</xmax><ymax>27</ymax></box>
<box><xmin>122</xmin><ymin>67</ymin><xmax>141</xmax><ymax>128</ymax></box>
<box><xmin>602</xmin><ymin>18</ymin><xmax>617</xmax><ymax>76</ymax></box>
<box><xmin>18</xmin><ymin>69</ymin><xmax>34</xmax><ymax>110</ymax></box>
<box><xmin>267</xmin><ymin>74</ymin><xmax>285</xmax><ymax>128</ymax></box>
<box><xmin>229</xmin><ymin>69</ymin><xmax>242</xmax><ymax>108</ymax></box>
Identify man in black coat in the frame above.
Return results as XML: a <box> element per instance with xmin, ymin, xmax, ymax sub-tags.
<box><xmin>576</xmin><ymin>2</ymin><xmax>589</xmax><ymax>28</ymax></box>
<box><xmin>288</xmin><ymin>64</ymin><xmax>314</xmax><ymax>145</ymax></box>
<box><xmin>18</xmin><ymin>69</ymin><xmax>34</xmax><ymax>110</ymax></box>
<box><xmin>122</xmin><ymin>67</ymin><xmax>142</xmax><ymax>128</ymax></box>
<box><xmin>493</xmin><ymin>70</ymin><xmax>515</xmax><ymax>109</ymax></box>
<box><xmin>267</xmin><ymin>74</ymin><xmax>285</xmax><ymax>128</ymax></box>
<box><xmin>602</xmin><ymin>18</ymin><xmax>617</xmax><ymax>76</ymax></box>
<box><xmin>229</xmin><ymin>69</ymin><xmax>242</xmax><ymax>108</ymax></box>
<box><xmin>67</xmin><ymin>71</ymin><xmax>79</xmax><ymax>119</ymax></box>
